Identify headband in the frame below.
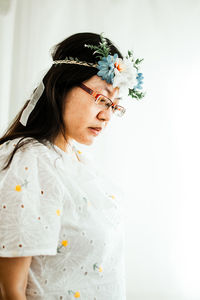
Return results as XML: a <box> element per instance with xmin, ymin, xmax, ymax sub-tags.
<box><xmin>19</xmin><ymin>33</ymin><xmax>144</xmax><ymax>126</ymax></box>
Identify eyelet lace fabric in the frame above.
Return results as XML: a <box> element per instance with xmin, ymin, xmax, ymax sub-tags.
<box><xmin>0</xmin><ymin>137</ymin><xmax>126</xmax><ymax>300</ymax></box>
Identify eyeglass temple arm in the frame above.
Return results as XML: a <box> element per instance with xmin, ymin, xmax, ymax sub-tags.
<box><xmin>79</xmin><ymin>83</ymin><xmax>98</xmax><ymax>97</ymax></box>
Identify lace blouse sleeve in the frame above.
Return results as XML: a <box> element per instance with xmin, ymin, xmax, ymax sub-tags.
<box><xmin>0</xmin><ymin>140</ymin><xmax>64</xmax><ymax>257</ymax></box>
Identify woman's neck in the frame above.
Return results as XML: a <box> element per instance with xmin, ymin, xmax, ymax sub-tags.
<box><xmin>53</xmin><ymin>134</ymin><xmax>80</xmax><ymax>162</ymax></box>
<box><xmin>53</xmin><ymin>133</ymin><xmax>73</xmax><ymax>153</ymax></box>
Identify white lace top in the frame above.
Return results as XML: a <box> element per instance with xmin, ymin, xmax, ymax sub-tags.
<box><xmin>0</xmin><ymin>137</ymin><xmax>126</xmax><ymax>300</ymax></box>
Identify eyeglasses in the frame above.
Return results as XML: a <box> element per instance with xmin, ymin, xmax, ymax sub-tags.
<box><xmin>79</xmin><ymin>83</ymin><xmax>126</xmax><ymax>117</ymax></box>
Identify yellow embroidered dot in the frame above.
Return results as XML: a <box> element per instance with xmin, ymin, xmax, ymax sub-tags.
<box><xmin>61</xmin><ymin>240</ymin><xmax>68</xmax><ymax>247</ymax></box>
<box><xmin>77</xmin><ymin>150</ymin><xmax>82</xmax><ymax>154</ymax></box>
<box><xmin>74</xmin><ymin>292</ymin><xmax>80</xmax><ymax>298</ymax></box>
<box><xmin>15</xmin><ymin>185</ymin><xmax>22</xmax><ymax>192</ymax></box>
<box><xmin>56</xmin><ymin>209</ymin><xmax>61</xmax><ymax>216</ymax></box>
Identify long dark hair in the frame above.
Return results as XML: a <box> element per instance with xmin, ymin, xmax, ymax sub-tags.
<box><xmin>0</xmin><ymin>32</ymin><xmax>123</xmax><ymax>170</ymax></box>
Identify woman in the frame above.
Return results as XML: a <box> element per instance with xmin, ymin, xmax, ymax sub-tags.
<box><xmin>0</xmin><ymin>32</ymin><xmax>144</xmax><ymax>299</ymax></box>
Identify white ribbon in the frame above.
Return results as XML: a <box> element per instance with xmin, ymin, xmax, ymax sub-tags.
<box><xmin>19</xmin><ymin>81</ymin><xmax>45</xmax><ymax>126</ymax></box>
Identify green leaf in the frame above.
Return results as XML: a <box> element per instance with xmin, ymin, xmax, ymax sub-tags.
<box><xmin>135</xmin><ymin>58</ymin><xmax>144</xmax><ymax>65</ymax></box>
<box><xmin>84</xmin><ymin>33</ymin><xmax>111</xmax><ymax>58</ymax></box>
<box><xmin>128</xmin><ymin>50</ymin><xmax>133</xmax><ymax>57</ymax></box>
<box><xmin>128</xmin><ymin>88</ymin><xmax>145</xmax><ymax>100</ymax></box>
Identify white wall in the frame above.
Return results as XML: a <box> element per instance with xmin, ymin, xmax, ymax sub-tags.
<box><xmin>1</xmin><ymin>0</ymin><xmax>200</xmax><ymax>299</ymax></box>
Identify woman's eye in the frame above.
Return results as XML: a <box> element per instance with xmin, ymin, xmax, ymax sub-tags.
<box><xmin>96</xmin><ymin>96</ymin><xmax>112</xmax><ymax>108</ymax></box>
<box><xmin>99</xmin><ymin>97</ymin><xmax>106</xmax><ymax>103</ymax></box>
<box><xmin>106</xmin><ymin>101</ymin><xmax>111</xmax><ymax>107</ymax></box>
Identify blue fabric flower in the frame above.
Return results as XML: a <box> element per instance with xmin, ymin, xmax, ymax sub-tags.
<box><xmin>134</xmin><ymin>73</ymin><xmax>144</xmax><ymax>90</ymax></box>
<box><xmin>97</xmin><ymin>54</ymin><xmax>118</xmax><ymax>84</ymax></box>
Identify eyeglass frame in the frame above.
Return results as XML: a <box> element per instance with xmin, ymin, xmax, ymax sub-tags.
<box><xmin>78</xmin><ymin>83</ymin><xmax>126</xmax><ymax>117</ymax></box>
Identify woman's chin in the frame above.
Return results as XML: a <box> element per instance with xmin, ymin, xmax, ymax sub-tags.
<box><xmin>83</xmin><ymin>138</ymin><xmax>95</xmax><ymax>145</ymax></box>
<box><xmin>73</xmin><ymin>136</ymin><xmax>95</xmax><ymax>146</ymax></box>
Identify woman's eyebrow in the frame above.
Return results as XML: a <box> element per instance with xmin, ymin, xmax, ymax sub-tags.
<box><xmin>104</xmin><ymin>86</ymin><xmax>112</xmax><ymax>93</ymax></box>
<box><xmin>102</xmin><ymin>86</ymin><xmax>122</xmax><ymax>100</ymax></box>
<box><xmin>96</xmin><ymin>86</ymin><xmax>110</xmax><ymax>94</ymax></box>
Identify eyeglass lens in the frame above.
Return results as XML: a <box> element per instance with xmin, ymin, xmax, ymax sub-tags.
<box><xmin>95</xmin><ymin>95</ymin><xmax>125</xmax><ymax>117</ymax></box>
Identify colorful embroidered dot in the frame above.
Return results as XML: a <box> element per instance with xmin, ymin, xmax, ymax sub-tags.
<box><xmin>68</xmin><ymin>290</ymin><xmax>80</xmax><ymax>298</ymax></box>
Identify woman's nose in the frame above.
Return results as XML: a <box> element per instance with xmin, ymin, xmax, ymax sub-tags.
<box><xmin>97</xmin><ymin>107</ymin><xmax>113</xmax><ymax>122</ymax></box>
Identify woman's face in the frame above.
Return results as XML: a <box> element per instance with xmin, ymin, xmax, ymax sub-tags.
<box><xmin>62</xmin><ymin>75</ymin><xmax>120</xmax><ymax>145</ymax></box>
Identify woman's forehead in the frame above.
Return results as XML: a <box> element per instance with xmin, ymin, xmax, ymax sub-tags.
<box><xmin>84</xmin><ymin>75</ymin><xmax>120</xmax><ymax>99</ymax></box>
<box><xmin>96</xmin><ymin>82</ymin><xmax>119</xmax><ymax>97</ymax></box>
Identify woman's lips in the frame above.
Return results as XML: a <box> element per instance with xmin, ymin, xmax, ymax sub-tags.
<box><xmin>88</xmin><ymin>127</ymin><xmax>102</xmax><ymax>136</ymax></box>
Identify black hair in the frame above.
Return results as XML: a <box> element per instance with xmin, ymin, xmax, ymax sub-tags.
<box><xmin>0</xmin><ymin>32</ymin><xmax>123</xmax><ymax>170</ymax></box>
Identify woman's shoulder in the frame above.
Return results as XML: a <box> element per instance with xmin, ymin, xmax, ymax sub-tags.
<box><xmin>0</xmin><ymin>137</ymin><xmax>60</xmax><ymax>170</ymax></box>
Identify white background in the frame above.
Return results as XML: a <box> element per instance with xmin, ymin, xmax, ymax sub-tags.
<box><xmin>1</xmin><ymin>0</ymin><xmax>200</xmax><ymax>299</ymax></box>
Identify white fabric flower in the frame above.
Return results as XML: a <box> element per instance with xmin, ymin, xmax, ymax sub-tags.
<box><xmin>113</xmin><ymin>57</ymin><xmax>138</xmax><ymax>95</ymax></box>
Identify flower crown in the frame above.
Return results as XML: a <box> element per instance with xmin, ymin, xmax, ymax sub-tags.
<box><xmin>84</xmin><ymin>33</ymin><xmax>145</xmax><ymax>100</ymax></box>
<box><xmin>19</xmin><ymin>33</ymin><xmax>144</xmax><ymax>126</ymax></box>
